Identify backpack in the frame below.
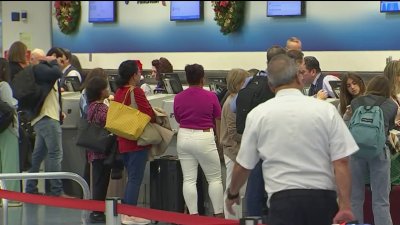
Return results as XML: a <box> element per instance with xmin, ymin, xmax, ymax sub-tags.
<box><xmin>0</xmin><ymin>100</ymin><xmax>14</xmax><ymax>132</ymax></box>
<box><xmin>348</xmin><ymin>98</ymin><xmax>386</xmax><ymax>159</ymax></box>
<box><xmin>10</xmin><ymin>65</ymin><xmax>43</xmax><ymax>119</ymax></box>
<box><xmin>236</xmin><ymin>72</ymin><xmax>275</xmax><ymax>134</ymax></box>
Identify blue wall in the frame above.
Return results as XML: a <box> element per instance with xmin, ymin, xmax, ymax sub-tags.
<box><xmin>52</xmin><ymin>1</ymin><xmax>400</xmax><ymax>53</ymax></box>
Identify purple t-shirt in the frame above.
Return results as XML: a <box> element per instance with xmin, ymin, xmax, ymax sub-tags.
<box><xmin>173</xmin><ymin>86</ymin><xmax>221</xmax><ymax>130</ymax></box>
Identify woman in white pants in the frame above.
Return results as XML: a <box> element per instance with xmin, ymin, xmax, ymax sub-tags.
<box><xmin>173</xmin><ymin>64</ymin><xmax>224</xmax><ymax>217</ymax></box>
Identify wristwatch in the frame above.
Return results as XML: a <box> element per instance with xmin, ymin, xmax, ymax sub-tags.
<box><xmin>227</xmin><ymin>188</ymin><xmax>239</xmax><ymax>200</ymax></box>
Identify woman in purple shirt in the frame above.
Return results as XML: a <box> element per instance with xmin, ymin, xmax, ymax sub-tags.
<box><xmin>173</xmin><ymin>64</ymin><xmax>224</xmax><ymax>217</ymax></box>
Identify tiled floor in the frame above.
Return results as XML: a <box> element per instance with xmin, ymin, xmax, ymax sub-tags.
<box><xmin>0</xmin><ymin>203</ymin><xmax>164</xmax><ymax>225</ymax></box>
<box><xmin>2</xmin><ymin>203</ymin><xmax>88</xmax><ymax>225</ymax></box>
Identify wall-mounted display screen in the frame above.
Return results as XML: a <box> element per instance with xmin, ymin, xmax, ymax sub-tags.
<box><xmin>267</xmin><ymin>1</ymin><xmax>304</xmax><ymax>17</ymax></box>
<box><xmin>380</xmin><ymin>1</ymin><xmax>400</xmax><ymax>12</ymax></box>
<box><xmin>89</xmin><ymin>1</ymin><xmax>116</xmax><ymax>23</ymax></box>
<box><xmin>170</xmin><ymin>1</ymin><xmax>201</xmax><ymax>21</ymax></box>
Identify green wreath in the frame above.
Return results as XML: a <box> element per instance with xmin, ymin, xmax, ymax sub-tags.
<box><xmin>54</xmin><ymin>1</ymin><xmax>81</xmax><ymax>35</ymax></box>
<box><xmin>212</xmin><ymin>1</ymin><xmax>245</xmax><ymax>35</ymax></box>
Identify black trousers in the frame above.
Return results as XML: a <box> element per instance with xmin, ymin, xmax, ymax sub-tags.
<box><xmin>268</xmin><ymin>189</ymin><xmax>338</xmax><ymax>225</ymax></box>
<box><xmin>92</xmin><ymin>159</ymin><xmax>111</xmax><ymax>213</ymax></box>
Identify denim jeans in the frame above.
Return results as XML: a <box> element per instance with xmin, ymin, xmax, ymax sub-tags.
<box><xmin>122</xmin><ymin>149</ymin><xmax>148</xmax><ymax>205</ymax></box>
<box><xmin>245</xmin><ymin>160</ymin><xmax>268</xmax><ymax>217</ymax></box>
<box><xmin>350</xmin><ymin>146</ymin><xmax>392</xmax><ymax>225</ymax></box>
<box><xmin>25</xmin><ymin>117</ymin><xmax>63</xmax><ymax>196</ymax></box>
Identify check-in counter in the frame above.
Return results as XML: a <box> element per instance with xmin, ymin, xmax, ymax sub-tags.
<box><xmin>147</xmin><ymin>93</ymin><xmax>175</xmax><ymax>108</ymax></box>
<box><xmin>60</xmin><ymin>92</ymin><xmax>87</xmax><ymax>198</ymax></box>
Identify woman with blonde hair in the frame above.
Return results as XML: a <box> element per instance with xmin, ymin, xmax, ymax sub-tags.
<box><xmin>220</xmin><ymin>68</ymin><xmax>250</xmax><ymax>218</ymax></box>
<box><xmin>384</xmin><ymin>60</ymin><xmax>400</xmax><ymax>127</ymax></box>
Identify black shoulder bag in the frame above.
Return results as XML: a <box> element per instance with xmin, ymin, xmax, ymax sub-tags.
<box><xmin>76</xmin><ymin>103</ymin><xmax>116</xmax><ymax>153</ymax></box>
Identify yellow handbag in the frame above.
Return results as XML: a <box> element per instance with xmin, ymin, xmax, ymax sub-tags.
<box><xmin>105</xmin><ymin>87</ymin><xmax>151</xmax><ymax>140</ymax></box>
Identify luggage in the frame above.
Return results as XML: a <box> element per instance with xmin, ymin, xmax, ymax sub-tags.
<box><xmin>150</xmin><ymin>156</ymin><xmax>185</xmax><ymax>212</ymax></box>
<box><xmin>150</xmin><ymin>156</ymin><xmax>212</xmax><ymax>215</ymax></box>
<box><xmin>364</xmin><ymin>185</ymin><xmax>400</xmax><ymax>224</ymax></box>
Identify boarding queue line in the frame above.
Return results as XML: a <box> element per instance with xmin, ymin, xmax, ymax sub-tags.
<box><xmin>0</xmin><ymin>172</ymin><xmax>241</xmax><ymax>225</ymax></box>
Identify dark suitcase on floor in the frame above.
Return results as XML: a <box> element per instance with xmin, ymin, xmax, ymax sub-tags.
<box><xmin>364</xmin><ymin>185</ymin><xmax>400</xmax><ymax>224</ymax></box>
<box><xmin>150</xmin><ymin>156</ymin><xmax>185</xmax><ymax>212</ymax></box>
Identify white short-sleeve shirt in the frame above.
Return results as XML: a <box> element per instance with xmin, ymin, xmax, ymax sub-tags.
<box><xmin>236</xmin><ymin>88</ymin><xmax>358</xmax><ymax>198</ymax></box>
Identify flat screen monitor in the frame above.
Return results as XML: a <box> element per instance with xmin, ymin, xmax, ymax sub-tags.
<box><xmin>64</xmin><ymin>76</ymin><xmax>81</xmax><ymax>92</ymax></box>
<box><xmin>89</xmin><ymin>1</ymin><xmax>116</xmax><ymax>23</ymax></box>
<box><xmin>267</xmin><ymin>1</ymin><xmax>304</xmax><ymax>17</ymax></box>
<box><xmin>208</xmin><ymin>77</ymin><xmax>227</xmax><ymax>92</ymax></box>
<box><xmin>208</xmin><ymin>77</ymin><xmax>228</xmax><ymax>103</ymax></box>
<box><xmin>108</xmin><ymin>74</ymin><xmax>118</xmax><ymax>93</ymax></box>
<box><xmin>161</xmin><ymin>73</ymin><xmax>183</xmax><ymax>94</ymax></box>
<box><xmin>329</xmin><ymin>80</ymin><xmax>341</xmax><ymax>98</ymax></box>
<box><xmin>170</xmin><ymin>1</ymin><xmax>202</xmax><ymax>21</ymax></box>
<box><xmin>380</xmin><ymin>1</ymin><xmax>400</xmax><ymax>12</ymax></box>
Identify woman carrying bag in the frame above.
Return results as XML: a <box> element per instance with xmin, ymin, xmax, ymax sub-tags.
<box><xmin>84</xmin><ymin>76</ymin><xmax>112</xmax><ymax>223</ymax></box>
<box><xmin>113</xmin><ymin>60</ymin><xmax>155</xmax><ymax>225</ymax></box>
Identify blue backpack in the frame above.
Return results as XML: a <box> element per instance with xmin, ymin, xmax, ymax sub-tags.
<box><xmin>349</xmin><ymin>98</ymin><xmax>386</xmax><ymax>159</ymax></box>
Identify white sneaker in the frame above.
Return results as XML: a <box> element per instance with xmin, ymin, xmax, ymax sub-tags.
<box><xmin>121</xmin><ymin>215</ymin><xmax>150</xmax><ymax>225</ymax></box>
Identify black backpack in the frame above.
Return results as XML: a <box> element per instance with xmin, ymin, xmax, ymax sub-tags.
<box><xmin>11</xmin><ymin>65</ymin><xmax>42</xmax><ymax>107</ymax></box>
<box><xmin>236</xmin><ymin>73</ymin><xmax>275</xmax><ymax>134</ymax></box>
<box><xmin>10</xmin><ymin>65</ymin><xmax>44</xmax><ymax>120</ymax></box>
<box><xmin>0</xmin><ymin>100</ymin><xmax>14</xmax><ymax>132</ymax></box>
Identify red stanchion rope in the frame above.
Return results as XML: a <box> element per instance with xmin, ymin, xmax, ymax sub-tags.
<box><xmin>0</xmin><ymin>189</ymin><xmax>240</xmax><ymax>225</ymax></box>
<box><xmin>118</xmin><ymin>204</ymin><xmax>238</xmax><ymax>225</ymax></box>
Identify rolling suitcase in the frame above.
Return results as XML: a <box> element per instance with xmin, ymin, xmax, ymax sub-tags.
<box><xmin>150</xmin><ymin>156</ymin><xmax>185</xmax><ymax>212</ymax></box>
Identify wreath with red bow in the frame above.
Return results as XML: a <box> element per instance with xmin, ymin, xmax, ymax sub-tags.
<box><xmin>54</xmin><ymin>1</ymin><xmax>81</xmax><ymax>35</ymax></box>
<box><xmin>212</xmin><ymin>1</ymin><xmax>245</xmax><ymax>35</ymax></box>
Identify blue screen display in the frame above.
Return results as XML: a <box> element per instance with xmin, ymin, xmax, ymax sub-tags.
<box><xmin>267</xmin><ymin>1</ymin><xmax>303</xmax><ymax>17</ymax></box>
<box><xmin>89</xmin><ymin>1</ymin><xmax>115</xmax><ymax>23</ymax></box>
<box><xmin>170</xmin><ymin>1</ymin><xmax>201</xmax><ymax>21</ymax></box>
<box><xmin>381</xmin><ymin>1</ymin><xmax>400</xmax><ymax>12</ymax></box>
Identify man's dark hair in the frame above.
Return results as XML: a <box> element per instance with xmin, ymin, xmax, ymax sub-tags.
<box><xmin>46</xmin><ymin>47</ymin><xmax>65</xmax><ymax>58</ymax></box>
<box><xmin>62</xmin><ymin>48</ymin><xmax>72</xmax><ymax>61</ymax></box>
<box><xmin>304</xmin><ymin>56</ymin><xmax>321</xmax><ymax>73</ymax></box>
<box><xmin>286</xmin><ymin>50</ymin><xmax>304</xmax><ymax>65</ymax></box>
<box><xmin>267</xmin><ymin>45</ymin><xmax>286</xmax><ymax>63</ymax></box>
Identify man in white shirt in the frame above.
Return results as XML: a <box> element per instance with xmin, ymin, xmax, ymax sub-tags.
<box><xmin>226</xmin><ymin>54</ymin><xmax>358</xmax><ymax>225</ymax></box>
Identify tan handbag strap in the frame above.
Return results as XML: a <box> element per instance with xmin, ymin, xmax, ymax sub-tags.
<box><xmin>121</xmin><ymin>86</ymin><xmax>139</xmax><ymax>110</ymax></box>
<box><xmin>130</xmin><ymin>90</ymin><xmax>138</xmax><ymax>109</ymax></box>
<box><xmin>122</xmin><ymin>86</ymin><xmax>132</xmax><ymax>104</ymax></box>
